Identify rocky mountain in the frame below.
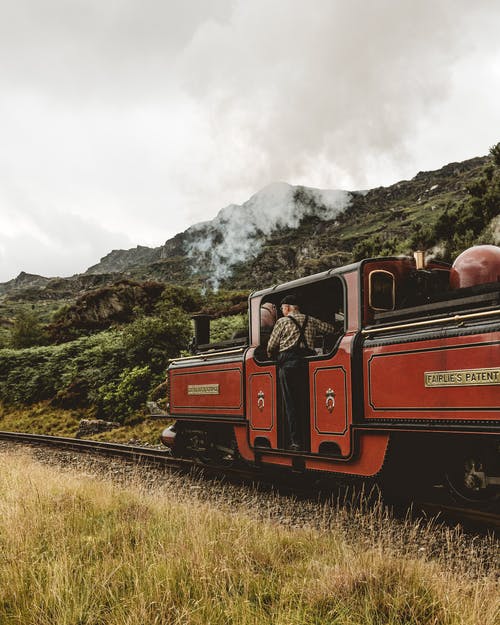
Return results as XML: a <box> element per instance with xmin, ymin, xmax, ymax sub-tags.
<box><xmin>80</xmin><ymin>182</ymin><xmax>355</xmax><ymax>287</ymax></box>
<box><xmin>0</xmin><ymin>272</ymin><xmax>51</xmax><ymax>297</ymax></box>
<box><xmin>79</xmin><ymin>154</ymin><xmax>496</xmax><ymax>290</ymax></box>
<box><xmin>0</xmin><ymin>153</ymin><xmax>497</xmax><ymax>303</ymax></box>
<box><xmin>85</xmin><ymin>246</ymin><xmax>161</xmax><ymax>275</ymax></box>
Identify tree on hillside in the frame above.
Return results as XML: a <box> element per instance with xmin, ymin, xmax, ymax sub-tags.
<box><xmin>432</xmin><ymin>141</ymin><xmax>500</xmax><ymax>261</ymax></box>
<box><xmin>9</xmin><ymin>309</ymin><xmax>47</xmax><ymax>348</ymax></box>
<box><xmin>490</xmin><ymin>141</ymin><xmax>500</xmax><ymax>167</ymax></box>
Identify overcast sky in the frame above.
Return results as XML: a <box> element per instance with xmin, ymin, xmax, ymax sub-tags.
<box><xmin>1</xmin><ymin>0</ymin><xmax>499</xmax><ymax>282</ymax></box>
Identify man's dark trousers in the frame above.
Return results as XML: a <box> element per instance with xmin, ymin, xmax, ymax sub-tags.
<box><xmin>278</xmin><ymin>350</ymin><xmax>307</xmax><ymax>447</ymax></box>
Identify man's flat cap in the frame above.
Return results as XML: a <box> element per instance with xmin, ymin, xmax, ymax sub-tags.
<box><xmin>280</xmin><ymin>294</ymin><xmax>298</xmax><ymax>306</ymax></box>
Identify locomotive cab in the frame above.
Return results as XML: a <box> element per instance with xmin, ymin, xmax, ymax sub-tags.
<box><xmin>248</xmin><ymin>274</ymin><xmax>347</xmax><ymax>453</ymax></box>
<box><xmin>253</xmin><ymin>275</ymin><xmax>345</xmax><ymax>360</ymax></box>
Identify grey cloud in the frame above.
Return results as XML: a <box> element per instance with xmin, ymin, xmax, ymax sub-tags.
<box><xmin>0</xmin><ymin>176</ymin><xmax>132</xmax><ymax>280</ymax></box>
<box><xmin>177</xmin><ymin>0</ymin><xmax>500</xmax><ymax>188</ymax></box>
<box><xmin>0</xmin><ymin>1</ymin><xmax>499</xmax><ymax>282</ymax></box>
<box><xmin>0</xmin><ymin>209</ymin><xmax>132</xmax><ymax>281</ymax></box>
<box><xmin>0</xmin><ymin>0</ymin><xmax>233</xmax><ymax>99</ymax></box>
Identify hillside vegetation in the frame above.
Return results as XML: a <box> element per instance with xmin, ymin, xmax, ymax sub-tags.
<box><xmin>0</xmin><ymin>145</ymin><xmax>498</xmax><ymax>433</ymax></box>
<box><xmin>228</xmin><ymin>149</ymin><xmax>499</xmax><ymax>289</ymax></box>
<box><xmin>0</xmin><ymin>285</ymin><xmax>248</xmax><ymax>430</ymax></box>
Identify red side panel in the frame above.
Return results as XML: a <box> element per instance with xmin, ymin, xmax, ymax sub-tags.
<box><xmin>311</xmin><ymin>366</ymin><xmax>348</xmax><ymax>435</ymax></box>
<box><xmin>169</xmin><ymin>361</ymin><xmax>244</xmax><ymax>417</ymax></box>
<box><xmin>364</xmin><ymin>331</ymin><xmax>500</xmax><ymax>421</ymax></box>
<box><xmin>246</xmin><ymin>351</ymin><xmax>278</xmax><ymax>448</ymax></box>
<box><xmin>309</xmin><ymin>336</ymin><xmax>353</xmax><ymax>456</ymax></box>
<box><xmin>305</xmin><ymin>433</ymin><xmax>389</xmax><ymax>476</ymax></box>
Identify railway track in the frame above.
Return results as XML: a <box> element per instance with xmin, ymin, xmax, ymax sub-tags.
<box><xmin>417</xmin><ymin>502</ymin><xmax>500</xmax><ymax>532</ymax></box>
<box><xmin>0</xmin><ymin>430</ymin><xmax>498</xmax><ymax>532</ymax></box>
<box><xmin>0</xmin><ymin>430</ymin><xmax>259</xmax><ymax>482</ymax></box>
<box><xmin>0</xmin><ymin>430</ymin><xmax>188</xmax><ymax>466</ymax></box>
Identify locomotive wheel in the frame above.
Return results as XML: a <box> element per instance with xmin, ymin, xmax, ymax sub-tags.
<box><xmin>444</xmin><ymin>443</ymin><xmax>499</xmax><ymax>508</ymax></box>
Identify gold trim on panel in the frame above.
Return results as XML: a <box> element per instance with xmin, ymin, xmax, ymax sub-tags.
<box><xmin>187</xmin><ymin>384</ymin><xmax>220</xmax><ymax>395</ymax></box>
<box><xmin>424</xmin><ymin>367</ymin><xmax>500</xmax><ymax>387</ymax></box>
<box><xmin>362</xmin><ymin>308</ymin><xmax>500</xmax><ymax>335</ymax></box>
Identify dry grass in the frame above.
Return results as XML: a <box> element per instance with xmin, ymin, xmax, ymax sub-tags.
<box><xmin>0</xmin><ymin>403</ymin><xmax>81</xmax><ymax>437</ymax></box>
<box><xmin>0</xmin><ymin>450</ymin><xmax>498</xmax><ymax>625</ymax></box>
<box><xmin>91</xmin><ymin>417</ymin><xmax>166</xmax><ymax>445</ymax></box>
<box><xmin>0</xmin><ymin>402</ymin><xmax>163</xmax><ymax>444</ymax></box>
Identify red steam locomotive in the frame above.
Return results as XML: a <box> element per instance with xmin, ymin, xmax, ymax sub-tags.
<box><xmin>162</xmin><ymin>245</ymin><xmax>500</xmax><ymax>506</ymax></box>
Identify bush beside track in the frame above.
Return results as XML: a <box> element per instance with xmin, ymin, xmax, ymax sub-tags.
<box><xmin>0</xmin><ymin>285</ymin><xmax>248</xmax><ymax>433</ymax></box>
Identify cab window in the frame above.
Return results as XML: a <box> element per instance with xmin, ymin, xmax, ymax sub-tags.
<box><xmin>369</xmin><ymin>270</ymin><xmax>395</xmax><ymax>311</ymax></box>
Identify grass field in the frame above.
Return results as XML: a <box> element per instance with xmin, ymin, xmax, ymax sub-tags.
<box><xmin>0</xmin><ymin>449</ymin><xmax>498</xmax><ymax>625</ymax></box>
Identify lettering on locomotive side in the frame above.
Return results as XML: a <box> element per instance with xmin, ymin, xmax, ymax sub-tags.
<box><xmin>187</xmin><ymin>384</ymin><xmax>220</xmax><ymax>395</ymax></box>
<box><xmin>424</xmin><ymin>368</ymin><xmax>500</xmax><ymax>387</ymax></box>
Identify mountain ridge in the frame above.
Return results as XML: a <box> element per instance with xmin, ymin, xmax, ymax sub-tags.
<box><xmin>0</xmin><ymin>153</ymin><xmax>496</xmax><ymax>301</ymax></box>
<box><xmin>82</xmin><ymin>154</ymin><xmax>495</xmax><ymax>288</ymax></box>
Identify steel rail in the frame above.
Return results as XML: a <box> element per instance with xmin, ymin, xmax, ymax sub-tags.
<box><xmin>418</xmin><ymin>502</ymin><xmax>500</xmax><ymax>532</ymax></box>
<box><xmin>0</xmin><ymin>430</ymin><xmax>259</xmax><ymax>481</ymax></box>
<box><xmin>0</xmin><ymin>430</ymin><xmax>190</xmax><ymax>467</ymax></box>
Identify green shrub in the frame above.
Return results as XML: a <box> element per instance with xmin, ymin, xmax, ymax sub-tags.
<box><xmin>210</xmin><ymin>313</ymin><xmax>248</xmax><ymax>343</ymax></box>
<box><xmin>154</xmin><ymin>284</ymin><xmax>203</xmax><ymax>316</ymax></box>
<box><xmin>352</xmin><ymin>234</ymin><xmax>401</xmax><ymax>261</ymax></box>
<box><xmin>99</xmin><ymin>365</ymin><xmax>152</xmax><ymax>421</ymax></box>
<box><xmin>0</xmin><ymin>332</ymin><xmax>125</xmax><ymax>406</ymax></box>
<box><xmin>9</xmin><ymin>309</ymin><xmax>48</xmax><ymax>348</ymax></box>
<box><xmin>0</xmin><ymin>307</ymin><xmax>190</xmax><ymax>414</ymax></box>
<box><xmin>122</xmin><ymin>307</ymin><xmax>191</xmax><ymax>373</ymax></box>
<box><xmin>490</xmin><ymin>141</ymin><xmax>500</xmax><ymax>167</ymax></box>
<box><xmin>201</xmin><ymin>289</ymin><xmax>249</xmax><ymax>316</ymax></box>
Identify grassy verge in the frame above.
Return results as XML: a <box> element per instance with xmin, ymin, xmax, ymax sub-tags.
<box><xmin>0</xmin><ymin>402</ymin><xmax>165</xmax><ymax>444</ymax></box>
<box><xmin>0</xmin><ymin>450</ymin><xmax>498</xmax><ymax>625</ymax></box>
<box><xmin>91</xmin><ymin>416</ymin><xmax>166</xmax><ymax>445</ymax></box>
<box><xmin>0</xmin><ymin>402</ymin><xmax>81</xmax><ymax>436</ymax></box>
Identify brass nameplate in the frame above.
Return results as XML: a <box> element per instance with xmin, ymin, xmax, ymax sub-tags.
<box><xmin>424</xmin><ymin>368</ymin><xmax>500</xmax><ymax>387</ymax></box>
<box><xmin>187</xmin><ymin>384</ymin><xmax>220</xmax><ymax>395</ymax></box>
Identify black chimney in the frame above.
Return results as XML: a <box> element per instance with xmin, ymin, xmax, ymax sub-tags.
<box><xmin>191</xmin><ymin>314</ymin><xmax>211</xmax><ymax>351</ymax></box>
